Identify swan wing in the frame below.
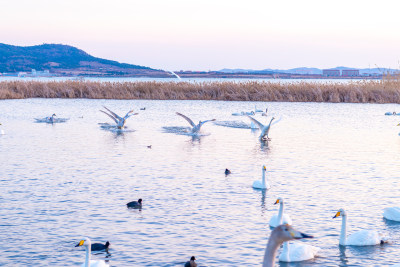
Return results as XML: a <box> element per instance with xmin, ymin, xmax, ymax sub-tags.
<box><xmin>123</xmin><ymin>109</ymin><xmax>136</xmax><ymax>120</ymax></box>
<box><xmin>383</xmin><ymin>207</ymin><xmax>400</xmax><ymax>221</ymax></box>
<box><xmin>279</xmin><ymin>242</ymin><xmax>320</xmax><ymax>262</ymax></box>
<box><xmin>346</xmin><ymin>230</ymin><xmax>381</xmax><ymax>246</ymax></box>
<box><xmin>199</xmin><ymin>119</ymin><xmax>216</xmax><ymax>126</ymax></box>
<box><xmin>271</xmin><ymin>116</ymin><xmax>282</xmax><ymax>126</ymax></box>
<box><xmin>268</xmin><ymin>214</ymin><xmax>292</xmax><ymax>227</ymax></box>
<box><xmin>100</xmin><ymin>110</ymin><xmax>119</xmax><ymax>124</ymax></box>
<box><xmin>176</xmin><ymin>112</ymin><xmax>196</xmax><ymax>127</ymax></box>
<box><xmin>102</xmin><ymin>106</ymin><xmax>122</xmax><ymax>120</ymax></box>
<box><xmin>246</xmin><ymin>115</ymin><xmax>264</xmax><ymax>129</ymax></box>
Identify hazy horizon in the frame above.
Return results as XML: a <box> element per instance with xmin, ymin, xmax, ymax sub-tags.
<box><xmin>1</xmin><ymin>0</ymin><xmax>400</xmax><ymax>71</ymax></box>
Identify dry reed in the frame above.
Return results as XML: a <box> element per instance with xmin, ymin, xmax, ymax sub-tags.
<box><xmin>1</xmin><ymin>79</ymin><xmax>400</xmax><ymax>103</ymax></box>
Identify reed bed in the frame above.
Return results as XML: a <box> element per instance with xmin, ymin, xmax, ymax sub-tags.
<box><xmin>1</xmin><ymin>79</ymin><xmax>400</xmax><ymax>103</ymax></box>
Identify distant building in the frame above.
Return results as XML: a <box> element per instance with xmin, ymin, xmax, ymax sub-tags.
<box><xmin>323</xmin><ymin>69</ymin><xmax>341</xmax><ymax>77</ymax></box>
<box><xmin>342</xmin><ymin>69</ymin><xmax>359</xmax><ymax>77</ymax></box>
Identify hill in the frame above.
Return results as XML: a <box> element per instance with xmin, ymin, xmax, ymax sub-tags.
<box><xmin>0</xmin><ymin>43</ymin><xmax>169</xmax><ymax>77</ymax></box>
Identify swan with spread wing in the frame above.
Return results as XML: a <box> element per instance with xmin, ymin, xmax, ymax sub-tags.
<box><xmin>176</xmin><ymin>112</ymin><xmax>215</xmax><ymax>134</ymax></box>
<box><xmin>100</xmin><ymin>106</ymin><xmax>138</xmax><ymax>129</ymax></box>
<box><xmin>247</xmin><ymin>115</ymin><xmax>276</xmax><ymax>141</ymax></box>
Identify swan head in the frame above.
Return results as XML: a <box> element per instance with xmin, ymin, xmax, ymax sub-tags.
<box><xmin>272</xmin><ymin>224</ymin><xmax>313</xmax><ymax>242</ymax></box>
<box><xmin>75</xmin><ymin>237</ymin><xmax>91</xmax><ymax>247</ymax></box>
<box><xmin>333</xmin><ymin>208</ymin><xmax>347</xmax><ymax>219</ymax></box>
<box><xmin>274</xmin><ymin>197</ymin><xmax>283</xmax><ymax>205</ymax></box>
<box><xmin>52</xmin><ymin>113</ymin><xmax>56</xmax><ymax>117</ymax></box>
<box><xmin>262</xmin><ymin>165</ymin><xmax>266</xmax><ymax>171</ymax></box>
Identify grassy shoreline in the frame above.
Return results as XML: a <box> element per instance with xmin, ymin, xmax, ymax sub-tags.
<box><xmin>1</xmin><ymin>80</ymin><xmax>400</xmax><ymax>103</ymax></box>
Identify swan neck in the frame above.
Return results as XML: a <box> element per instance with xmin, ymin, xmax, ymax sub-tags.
<box><xmin>85</xmin><ymin>245</ymin><xmax>91</xmax><ymax>267</ymax></box>
<box><xmin>262</xmin><ymin>169</ymin><xmax>266</xmax><ymax>186</ymax></box>
<box><xmin>263</xmin><ymin>231</ymin><xmax>282</xmax><ymax>267</ymax></box>
<box><xmin>340</xmin><ymin>214</ymin><xmax>347</xmax><ymax>245</ymax></box>
<box><xmin>278</xmin><ymin>202</ymin><xmax>284</xmax><ymax>225</ymax></box>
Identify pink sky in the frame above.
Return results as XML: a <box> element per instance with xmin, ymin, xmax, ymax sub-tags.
<box><xmin>1</xmin><ymin>0</ymin><xmax>400</xmax><ymax>71</ymax></box>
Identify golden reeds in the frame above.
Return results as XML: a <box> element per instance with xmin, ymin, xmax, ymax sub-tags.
<box><xmin>0</xmin><ymin>79</ymin><xmax>400</xmax><ymax>103</ymax></box>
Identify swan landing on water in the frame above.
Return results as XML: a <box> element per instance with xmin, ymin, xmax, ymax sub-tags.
<box><xmin>176</xmin><ymin>112</ymin><xmax>215</xmax><ymax>134</ymax></box>
<box><xmin>99</xmin><ymin>106</ymin><xmax>138</xmax><ymax>129</ymax></box>
<box><xmin>246</xmin><ymin>115</ymin><xmax>276</xmax><ymax>141</ymax></box>
<box><xmin>34</xmin><ymin>114</ymin><xmax>69</xmax><ymax>123</ymax></box>
<box><xmin>75</xmin><ymin>237</ymin><xmax>109</xmax><ymax>267</ymax></box>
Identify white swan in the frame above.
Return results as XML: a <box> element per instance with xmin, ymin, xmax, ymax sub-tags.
<box><xmin>383</xmin><ymin>207</ymin><xmax>400</xmax><ymax>222</ymax></box>
<box><xmin>247</xmin><ymin>116</ymin><xmax>275</xmax><ymax>141</ymax></box>
<box><xmin>252</xmin><ymin>165</ymin><xmax>270</xmax><ymax>190</ymax></box>
<box><xmin>263</xmin><ymin>224</ymin><xmax>313</xmax><ymax>267</ymax></box>
<box><xmin>269</xmin><ymin>198</ymin><xmax>292</xmax><ymax>227</ymax></box>
<box><xmin>333</xmin><ymin>208</ymin><xmax>387</xmax><ymax>246</ymax></box>
<box><xmin>75</xmin><ymin>237</ymin><xmax>109</xmax><ymax>267</ymax></box>
<box><xmin>279</xmin><ymin>241</ymin><xmax>320</xmax><ymax>262</ymax></box>
<box><xmin>176</xmin><ymin>112</ymin><xmax>215</xmax><ymax>134</ymax></box>
<box><xmin>100</xmin><ymin>106</ymin><xmax>138</xmax><ymax>129</ymax></box>
<box><xmin>35</xmin><ymin>114</ymin><xmax>69</xmax><ymax>123</ymax></box>
<box><xmin>0</xmin><ymin>123</ymin><xmax>4</xmax><ymax>135</ymax></box>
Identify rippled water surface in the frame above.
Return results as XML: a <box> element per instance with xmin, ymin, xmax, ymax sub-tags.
<box><xmin>1</xmin><ymin>99</ymin><xmax>400</xmax><ymax>266</ymax></box>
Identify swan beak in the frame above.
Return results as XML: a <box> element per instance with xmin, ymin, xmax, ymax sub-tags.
<box><xmin>290</xmin><ymin>228</ymin><xmax>314</xmax><ymax>239</ymax></box>
<box><xmin>75</xmin><ymin>240</ymin><xmax>85</xmax><ymax>247</ymax></box>
<box><xmin>333</xmin><ymin>211</ymin><xmax>341</xmax><ymax>219</ymax></box>
<box><xmin>274</xmin><ymin>199</ymin><xmax>280</xmax><ymax>205</ymax></box>
<box><xmin>263</xmin><ymin>166</ymin><xmax>266</xmax><ymax>170</ymax></box>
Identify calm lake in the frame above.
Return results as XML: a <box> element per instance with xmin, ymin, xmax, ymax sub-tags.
<box><xmin>0</xmin><ymin>99</ymin><xmax>399</xmax><ymax>266</ymax></box>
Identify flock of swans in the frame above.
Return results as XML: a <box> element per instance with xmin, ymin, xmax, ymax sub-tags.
<box><xmin>3</xmin><ymin>105</ymin><xmax>400</xmax><ymax>267</ymax></box>
<box><xmin>251</xmin><ymin>164</ymin><xmax>400</xmax><ymax>266</ymax></box>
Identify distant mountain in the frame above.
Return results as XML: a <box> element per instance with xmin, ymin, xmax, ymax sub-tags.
<box><xmin>219</xmin><ymin>67</ymin><xmax>399</xmax><ymax>75</ymax></box>
<box><xmin>0</xmin><ymin>43</ymin><xmax>168</xmax><ymax>77</ymax></box>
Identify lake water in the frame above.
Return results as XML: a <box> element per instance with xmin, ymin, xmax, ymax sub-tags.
<box><xmin>0</xmin><ymin>99</ymin><xmax>399</xmax><ymax>266</ymax></box>
<box><xmin>0</xmin><ymin>76</ymin><xmax>370</xmax><ymax>84</ymax></box>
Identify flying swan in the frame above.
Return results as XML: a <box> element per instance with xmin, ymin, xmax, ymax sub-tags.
<box><xmin>176</xmin><ymin>112</ymin><xmax>215</xmax><ymax>134</ymax></box>
<box><xmin>75</xmin><ymin>237</ymin><xmax>109</xmax><ymax>267</ymax></box>
<box><xmin>100</xmin><ymin>106</ymin><xmax>138</xmax><ymax>129</ymax></box>
<box><xmin>263</xmin><ymin>224</ymin><xmax>313</xmax><ymax>267</ymax></box>
<box><xmin>333</xmin><ymin>208</ymin><xmax>387</xmax><ymax>246</ymax></box>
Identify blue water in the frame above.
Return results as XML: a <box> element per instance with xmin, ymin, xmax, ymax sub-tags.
<box><xmin>0</xmin><ymin>99</ymin><xmax>399</xmax><ymax>266</ymax></box>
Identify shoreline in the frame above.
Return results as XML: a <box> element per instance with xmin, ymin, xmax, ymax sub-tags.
<box><xmin>1</xmin><ymin>79</ymin><xmax>400</xmax><ymax>103</ymax></box>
